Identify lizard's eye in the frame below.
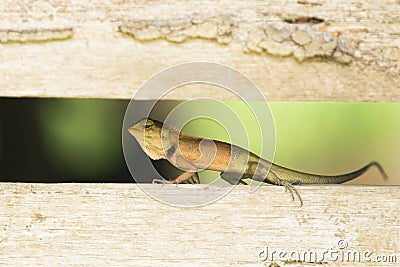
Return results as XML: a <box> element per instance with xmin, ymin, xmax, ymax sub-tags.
<box><xmin>144</xmin><ymin>120</ymin><xmax>153</xmax><ymax>129</ymax></box>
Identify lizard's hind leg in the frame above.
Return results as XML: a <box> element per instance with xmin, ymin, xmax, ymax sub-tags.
<box><xmin>220</xmin><ymin>172</ymin><xmax>248</xmax><ymax>185</ymax></box>
<box><xmin>268</xmin><ymin>171</ymin><xmax>303</xmax><ymax>206</ymax></box>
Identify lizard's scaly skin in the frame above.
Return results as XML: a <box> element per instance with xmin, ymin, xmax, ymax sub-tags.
<box><xmin>128</xmin><ymin>119</ymin><xmax>388</xmax><ymax>185</ymax></box>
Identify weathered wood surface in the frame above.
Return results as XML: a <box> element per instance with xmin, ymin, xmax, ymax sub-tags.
<box><xmin>0</xmin><ymin>183</ymin><xmax>399</xmax><ymax>266</ymax></box>
<box><xmin>0</xmin><ymin>0</ymin><xmax>399</xmax><ymax>101</ymax></box>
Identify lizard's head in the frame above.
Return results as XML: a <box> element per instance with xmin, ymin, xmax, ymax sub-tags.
<box><xmin>128</xmin><ymin>118</ymin><xmax>166</xmax><ymax>160</ymax></box>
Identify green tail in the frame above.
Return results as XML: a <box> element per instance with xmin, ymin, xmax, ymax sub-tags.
<box><xmin>267</xmin><ymin>161</ymin><xmax>389</xmax><ymax>185</ymax></box>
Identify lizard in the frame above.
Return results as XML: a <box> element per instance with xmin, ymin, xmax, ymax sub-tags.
<box><xmin>128</xmin><ymin>118</ymin><xmax>388</xmax><ymax>205</ymax></box>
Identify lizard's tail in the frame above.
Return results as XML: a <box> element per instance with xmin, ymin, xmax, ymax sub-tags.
<box><xmin>268</xmin><ymin>161</ymin><xmax>389</xmax><ymax>184</ymax></box>
<box><xmin>315</xmin><ymin>161</ymin><xmax>389</xmax><ymax>184</ymax></box>
<box><xmin>370</xmin><ymin>161</ymin><xmax>389</xmax><ymax>181</ymax></box>
<box><xmin>313</xmin><ymin>161</ymin><xmax>389</xmax><ymax>184</ymax></box>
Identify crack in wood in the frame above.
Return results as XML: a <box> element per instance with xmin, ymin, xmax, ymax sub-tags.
<box><xmin>0</xmin><ymin>27</ymin><xmax>73</xmax><ymax>43</ymax></box>
<box><xmin>284</xmin><ymin>17</ymin><xmax>325</xmax><ymax>24</ymax></box>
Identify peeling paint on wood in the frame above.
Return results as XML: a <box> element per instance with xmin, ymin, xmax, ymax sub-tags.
<box><xmin>0</xmin><ymin>0</ymin><xmax>399</xmax><ymax>100</ymax></box>
<box><xmin>119</xmin><ymin>17</ymin><xmax>233</xmax><ymax>44</ymax></box>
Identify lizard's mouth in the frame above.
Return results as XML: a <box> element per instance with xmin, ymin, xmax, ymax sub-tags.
<box><xmin>127</xmin><ymin>125</ymin><xmax>142</xmax><ymax>139</ymax></box>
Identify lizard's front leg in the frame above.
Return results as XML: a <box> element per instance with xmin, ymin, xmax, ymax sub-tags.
<box><xmin>168</xmin><ymin>155</ymin><xmax>200</xmax><ymax>184</ymax></box>
<box><xmin>169</xmin><ymin>171</ymin><xmax>199</xmax><ymax>184</ymax></box>
<box><xmin>152</xmin><ymin>171</ymin><xmax>199</xmax><ymax>185</ymax></box>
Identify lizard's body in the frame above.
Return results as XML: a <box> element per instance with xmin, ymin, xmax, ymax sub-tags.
<box><xmin>128</xmin><ymin>119</ymin><xmax>388</xmax><ymax>203</ymax></box>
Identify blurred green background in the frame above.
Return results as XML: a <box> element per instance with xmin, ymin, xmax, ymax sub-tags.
<box><xmin>150</xmin><ymin>101</ymin><xmax>399</xmax><ymax>185</ymax></box>
<box><xmin>0</xmin><ymin>98</ymin><xmax>398</xmax><ymax>184</ymax></box>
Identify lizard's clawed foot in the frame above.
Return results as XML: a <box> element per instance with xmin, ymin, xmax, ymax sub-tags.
<box><xmin>278</xmin><ymin>179</ymin><xmax>303</xmax><ymax>207</ymax></box>
<box><xmin>152</xmin><ymin>178</ymin><xmax>172</xmax><ymax>185</ymax></box>
<box><xmin>168</xmin><ymin>171</ymin><xmax>199</xmax><ymax>185</ymax></box>
<box><xmin>152</xmin><ymin>172</ymin><xmax>200</xmax><ymax>186</ymax></box>
<box><xmin>190</xmin><ymin>172</ymin><xmax>200</xmax><ymax>184</ymax></box>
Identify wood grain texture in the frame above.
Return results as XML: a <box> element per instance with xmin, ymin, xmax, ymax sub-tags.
<box><xmin>0</xmin><ymin>183</ymin><xmax>399</xmax><ymax>266</ymax></box>
<box><xmin>0</xmin><ymin>0</ymin><xmax>399</xmax><ymax>101</ymax></box>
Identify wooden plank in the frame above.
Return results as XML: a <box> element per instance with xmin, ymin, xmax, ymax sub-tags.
<box><xmin>0</xmin><ymin>183</ymin><xmax>399</xmax><ymax>266</ymax></box>
<box><xmin>0</xmin><ymin>0</ymin><xmax>399</xmax><ymax>100</ymax></box>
